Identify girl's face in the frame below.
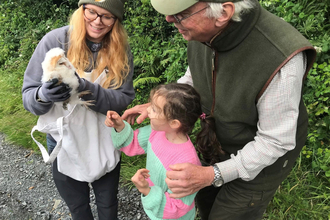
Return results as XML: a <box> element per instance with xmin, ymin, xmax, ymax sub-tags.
<box><xmin>147</xmin><ymin>95</ymin><xmax>171</xmax><ymax>132</ymax></box>
<box><xmin>83</xmin><ymin>4</ymin><xmax>115</xmax><ymax>43</ymax></box>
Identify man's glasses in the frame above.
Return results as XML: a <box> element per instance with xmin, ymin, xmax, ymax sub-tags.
<box><xmin>83</xmin><ymin>5</ymin><xmax>116</xmax><ymax>26</ymax></box>
<box><xmin>173</xmin><ymin>6</ymin><xmax>209</xmax><ymax>24</ymax></box>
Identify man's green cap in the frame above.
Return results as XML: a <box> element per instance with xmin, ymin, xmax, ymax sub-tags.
<box><xmin>151</xmin><ymin>0</ymin><xmax>240</xmax><ymax>15</ymax></box>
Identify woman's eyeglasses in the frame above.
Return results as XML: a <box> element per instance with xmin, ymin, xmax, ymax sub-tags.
<box><xmin>83</xmin><ymin>5</ymin><xmax>116</xmax><ymax>26</ymax></box>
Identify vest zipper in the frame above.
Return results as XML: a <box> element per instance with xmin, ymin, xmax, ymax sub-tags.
<box><xmin>211</xmin><ymin>49</ymin><xmax>217</xmax><ymax>115</ymax></box>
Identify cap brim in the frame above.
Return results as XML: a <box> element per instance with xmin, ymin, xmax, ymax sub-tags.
<box><xmin>151</xmin><ymin>0</ymin><xmax>198</xmax><ymax>15</ymax></box>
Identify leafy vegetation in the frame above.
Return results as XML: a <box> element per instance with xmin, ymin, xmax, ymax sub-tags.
<box><xmin>0</xmin><ymin>0</ymin><xmax>329</xmax><ymax>219</ymax></box>
<box><xmin>260</xmin><ymin>0</ymin><xmax>330</xmax><ymax>219</ymax></box>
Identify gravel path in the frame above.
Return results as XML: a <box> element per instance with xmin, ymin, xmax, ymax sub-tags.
<box><xmin>0</xmin><ymin>133</ymin><xmax>150</xmax><ymax>220</ymax></box>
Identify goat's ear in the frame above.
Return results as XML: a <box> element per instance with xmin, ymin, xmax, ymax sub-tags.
<box><xmin>49</xmin><ymin>55</ymin><xmax>62</xmax><ymax>70</ymax></box>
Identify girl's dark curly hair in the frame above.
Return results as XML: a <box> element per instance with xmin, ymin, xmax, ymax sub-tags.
<box><xmin>149</xmin><ymin>83</ymin><xmax>224</xmax><ymax>165</ymax></box>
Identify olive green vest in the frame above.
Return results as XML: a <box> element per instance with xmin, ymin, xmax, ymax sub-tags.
<box><xmin>188</xmin><ymin>2</ymin><xmax>316</xmax><ymax>190</ymax></box>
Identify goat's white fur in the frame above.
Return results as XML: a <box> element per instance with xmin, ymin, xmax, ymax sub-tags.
<box><xmin>41</xmin><ymin>47</ymin><xmax>92</xmax><ymax>109</ymax></box>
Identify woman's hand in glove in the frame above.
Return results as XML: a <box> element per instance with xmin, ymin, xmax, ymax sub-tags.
<box><xmin>37</xmin><ymin>78</ymin><xmax>72</xmax><ymax>102</ymax></box>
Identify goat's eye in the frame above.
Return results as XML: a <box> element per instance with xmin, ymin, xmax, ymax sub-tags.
<box><xmin>59</xmin><ymin>62</ymin><xmax>65</xmax><ymax>65</ymax></box>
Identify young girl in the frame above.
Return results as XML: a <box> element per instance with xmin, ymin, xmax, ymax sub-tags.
<box><xmin>105</xmin><ymin>83</ymin><xmax>222</xmax><ymax>220</ymax></box>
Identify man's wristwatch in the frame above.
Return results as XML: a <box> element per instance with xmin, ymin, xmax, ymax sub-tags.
<box><xmin>212</xmin><ymin>164</ymin><xmax>224</xmax><ymax>187</ymax></box>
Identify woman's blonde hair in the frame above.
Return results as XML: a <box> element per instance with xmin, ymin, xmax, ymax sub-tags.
<box><xmin>67</xmin><ymin>6</ymin><xmax>130</xmax><ymax>89</ymax></box>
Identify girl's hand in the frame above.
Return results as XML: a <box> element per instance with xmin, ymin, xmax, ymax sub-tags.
<box><xmin>105</xmin><ymin>110</ymin><xmax>125</xmax><ymax>132</ymax></box>
<box><xmin>131</xmin><ymin>168</ymin><xmax>151</xmax><ymax>196</ymax></box>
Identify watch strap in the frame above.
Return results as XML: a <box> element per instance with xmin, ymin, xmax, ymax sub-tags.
<box><xmin>212</xmin><ymin>164</ymin><xmax>223</xmax><ymax>187</ymax></box>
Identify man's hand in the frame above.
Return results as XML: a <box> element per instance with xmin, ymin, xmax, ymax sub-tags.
<box><xmin>121</xmin><ymin>103</ymin><xmax>151</xmax><ymax>125</ymax></box>
<box><xmin>165</xmin><ymin>163</ymin><xmax>214</xmax><ymax>198</ymax></box>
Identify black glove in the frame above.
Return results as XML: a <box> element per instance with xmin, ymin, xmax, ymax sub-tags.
<box><xmin>75</xmin><ymin>72</ymin><xmax>86</xmax><ymax>93</ymax></box>
<box><xmin>37</xmin><ymin>78</ymin><xmax>72</xmax><ymax>102</ymax></box>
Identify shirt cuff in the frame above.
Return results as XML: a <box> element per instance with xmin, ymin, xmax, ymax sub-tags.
<box><xmin>216</xmin><ymin>158</ymin><xmax>239</xmax><ymax>183</ymax></box>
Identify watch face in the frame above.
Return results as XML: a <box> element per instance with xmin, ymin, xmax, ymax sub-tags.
<box><xmin>214</xmin><ymin>179</ymin><xmax>223</xmax><ymax>187</ymax></box>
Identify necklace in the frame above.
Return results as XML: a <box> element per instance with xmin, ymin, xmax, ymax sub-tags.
<box><xmin>86</xmin><ymin>39</ymin><xmax>102</xmax><ymax>52</ymax></box>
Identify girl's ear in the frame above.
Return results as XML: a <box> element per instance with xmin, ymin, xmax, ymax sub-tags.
<box><xmin>169</xmin><ymin>119</ymin><xmax>181</xmax><ymax>130</ymax></box>
<box><xmin>215</xmin><ymin>2</ymin><xmax>235</xmax><ymax>27</ymax></box>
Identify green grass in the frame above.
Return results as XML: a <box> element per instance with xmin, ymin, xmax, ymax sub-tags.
<box><xmin>119</xmin><ymin>154</ymin><xmax>147</xmax><ymax>187</ymax></box>
<box><xmin>0</xmin><ymin>61</ymin><xmax>45</xmax><ymax>151</ymax></box>
<box><xmin>264</xmin><ymin>161</ymin><xmax>330</xmax><ymax>219</ymax></box>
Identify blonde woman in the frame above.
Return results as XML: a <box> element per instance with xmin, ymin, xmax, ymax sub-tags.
<box><xmin>22</xmin><ymin>0</ymin><xmax>134</xmax><ymax>219</ymax></box>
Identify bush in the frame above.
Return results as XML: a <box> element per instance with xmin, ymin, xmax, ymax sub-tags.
<box><xmin>260</xmin><ymin>0</ymin><xmax>330</xmax><ymax>63</ymax></box>
<box><xmin>0</xmin><ymin>0</ymin><xmax>76</xmax><ymax>147</ymax></box>
<box><xmin>303</xmin><ymin>62</ymin><xmax>330</xmax><ymax>177</ymax></box>
<box><xmin>123</xmin><ymin>0</ymin><xmax>188</xmax><ymax>105</ymax></box>
<box><xmin>259</xmin><ymin>1</ymin><xmax>330</xmax><ymax>218</ymax></box>
<box><xmin>260</xmin><ymin>0</ymin><xmax>330</xmax><ymax>181</ymax></box>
